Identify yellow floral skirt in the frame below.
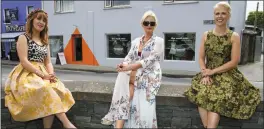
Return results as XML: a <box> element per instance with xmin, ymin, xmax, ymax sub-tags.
<box><xmin>4</xmin><ymin>62</ymin><xmax>75</xmax><ymax>122</ymax></box>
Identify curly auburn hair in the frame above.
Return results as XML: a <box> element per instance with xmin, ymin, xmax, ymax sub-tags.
<box><xmin>25</xmin><ymin>9</ymin><xmax>49</xmax><ymax>45</ymax></box>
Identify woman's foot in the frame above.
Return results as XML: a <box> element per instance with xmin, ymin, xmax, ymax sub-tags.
<box><xmin>101</xmin><ymin>118</ymin><xmax>114</xmax><ymax>125</ymax></box>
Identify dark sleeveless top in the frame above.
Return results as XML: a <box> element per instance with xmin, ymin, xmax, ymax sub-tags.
<box><xmin>23</xmin><ymin>34</ymin><xmax>48</xmax><ymax>63</ymax></box>
<box><xmin>204</xmin><ymin>30</ymin><xmax>233</xmax><ymax>69</ymax></box>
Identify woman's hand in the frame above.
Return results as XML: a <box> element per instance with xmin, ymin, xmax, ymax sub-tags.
<box><xmin>49</xmin><ymin>73</ymin><xmax>57</xmax><ymax>83</ymax></box>
<box><xmin>116</xmin><ymin>62</ymin><xmax>128</xmax><ymax>72</ymax></box>
<box><xmin>42</xmin><ymin>73</ymin><xmax>53</xmax><ymax>80</ymax></box>
<box><xmin>202</xmin><ymin>69</ymin><xmax>215</xmax><ymax>77</ymax></box>
<box><xmin>200</xmin><ymin>76</ymin><xmax>213</xmax><ymax>86</ymax></box>
<box><xmin>41</xmin><ymin>73</ymin><xmax>57</xmax><ymax>83</ymax></box>
<box><xmin>116</xmin><ymin>63</ymin><xmax>122</xmax><ymax>69</ymax></box>
<box><xmin>120</xmin><ymin>64</ymin><xmax>131</xmax><ymax>72</ymax></box>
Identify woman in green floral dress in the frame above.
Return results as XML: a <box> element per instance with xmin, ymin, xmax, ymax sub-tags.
<box><xmin>184</xmin><ymin>2</ymin><xmax>261</xmax><ymax>129</ymax></box>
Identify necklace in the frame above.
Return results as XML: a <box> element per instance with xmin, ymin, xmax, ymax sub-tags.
<box><xmin>142</xmin><ymin>40</ymin><xmax>146</xmax><ymax>45</ymax></box>
<box><xmin>213</xmin><ymin>28</ymin><xmax>229</xmax><ymax>36</ymax></box>
<box><xmin>142</xmin><ymin>36</ymin><xmax>151</xmax><ymax>45</ymax></box>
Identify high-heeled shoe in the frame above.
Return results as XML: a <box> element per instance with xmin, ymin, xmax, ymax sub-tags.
<box><xmin>101</xmin><ymin>118</ymin><xmax>114</xmax><ymax>125</ymax></box>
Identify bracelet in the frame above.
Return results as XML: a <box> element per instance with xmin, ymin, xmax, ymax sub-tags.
<box><xmin>35</xmin><ymin>70</ymin><xmax>44</xmax><ymax>78</ymax></box>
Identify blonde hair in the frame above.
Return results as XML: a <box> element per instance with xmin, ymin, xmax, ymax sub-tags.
<box><xmin>140</xmin><ymin>10</ymin><xmax>158</xmax><ymax>27</ymax></box>
<box><xmin>214</xmin><ymin>1</ymin><xmax>232</xmax><ymax>15</ymax></box>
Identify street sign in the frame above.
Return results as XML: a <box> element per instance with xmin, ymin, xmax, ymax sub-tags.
<box><xmin>56</xmin><ymin>52</ymin><xmax>67</xmax><ymax>65</ymax></box>
<box><xmin>203</xmin><ymin>20</ymin><xmax>215</xmax><ymax>25</ymax></box>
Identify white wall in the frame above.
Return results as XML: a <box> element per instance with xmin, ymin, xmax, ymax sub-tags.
<box><xmin>43</xmin><ymin>1</ymin><xmax>246</xmax><ymax>71</ymax></box>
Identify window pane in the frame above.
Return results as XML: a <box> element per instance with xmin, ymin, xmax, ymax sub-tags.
<box><xmin>107</xmin><ymin>34</ymin><xmax>131</xmax><ymax>58</ymax></box>
<box><xmin>9</xmin><ymin>9</ymin><xmax>19</xmax><ymax>21</ymax></box>
<box><xmin>49</xmin><ymin>36</ymin><xmax>63</xmax><ymax>57</ymax></box>
<box><xmin>55</xmin><ymin>0</ymin><xmax>61</xmax><ymax>12</ymax></box>
<box><xmin>69</xmin><ymin>0</ymin><xmax>74</xmax><ymax>11</ymax></box>
<box><xmin>62</xmin><ymin>0</ymin><xmax>74</xmax><ymax>12</ymax></box>
<box><xmin>28</xmin><ymin>6</ymin><xmax>34</xmax><ymax>14</ymax></box>
<box><xmin>10</xmin><ymin>41</ymin><xmax>19</xmax><ymax>61</ymax></box>
<box><xmin>112</xmin><ymin>0</ymin><xmax>130</xmax><ymax>6</ymax></box>
<box><xmin>4</xmin><ymin>9</ymin><xmax>11</xmax><ymax>23</ymax></box>
<box><xmin>105</xmin><ymin>0</ymin><xmax>111</xmax><ymax>7</ymax></box>
<box><xmin>164</xmin><ymin>33</ymin><xmax>196</xmax><ymax>61</ymax></box>
<box><xmin>5</xmin><ymin>9</ymin><xmax>10</xmax><ymax>16</ymax></box>
<box><xmin>1</xmin><ymin>42</ymin><xmax>6</xmax><ymax>59</ymax></box>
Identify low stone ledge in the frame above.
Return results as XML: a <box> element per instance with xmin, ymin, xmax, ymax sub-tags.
<box><xmin>62</xmin><ymin>80</ymin><xmax>263</xmax><ymax>101</ymax></box>
<box><xmin>1</xmin><ymin>81</ymin><xmax>263</xmax><ymax>129</ymax></box>
<box><xmin>63</xmin><ymin>80</ymin><xmax>189</xmax><ymax>97</ymax></box>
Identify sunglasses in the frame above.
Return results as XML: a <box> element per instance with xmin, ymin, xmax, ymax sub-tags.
<box><xmin>143</xmin><ymin>21</ymin><xmax>156</xmax><ymax>27</ymax></box>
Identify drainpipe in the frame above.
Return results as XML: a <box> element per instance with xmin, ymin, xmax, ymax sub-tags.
<box><xmin>41</xmin><ymin>0</ymin><xmax>44</xmax><ymax>10</ymax></box>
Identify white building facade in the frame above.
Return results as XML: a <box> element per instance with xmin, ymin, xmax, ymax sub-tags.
<box><xmin>42</xmin><ymin>0</ymin><xmax>247</xmax><ymax>71</ymax></box>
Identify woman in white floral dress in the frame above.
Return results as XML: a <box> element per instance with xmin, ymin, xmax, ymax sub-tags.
<box><xmin>101</xmin><ymin>10</ymin><xmax>164</xmax><ymax>128</ymax></box>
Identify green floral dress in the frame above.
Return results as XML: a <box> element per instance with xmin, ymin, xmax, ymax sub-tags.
<box><xmin>184</xmin><ymin>30</ymin><xmax>261</xmax><ymax>119</ymax></box>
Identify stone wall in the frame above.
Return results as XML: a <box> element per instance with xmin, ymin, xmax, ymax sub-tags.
<box><xmin>1</xmin><ymin>81</ymin><xmax>263</xmax><ymax>129</ymax></box>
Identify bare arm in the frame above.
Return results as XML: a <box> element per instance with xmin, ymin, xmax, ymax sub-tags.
<box><xmin>44</xmin><ymin>44</ymin><xmax>54</xmax><ymax>74</ymax></box>
<box><xmin>16</xmin><ymin>35</ymin><xmax>45</xmax><ymax>78</ymax></box>
<box><xmin>199</xmin><ymin>31</ymin><xmax>208</xmax><ymax>71</ymax></box>
<box><xmin>212</xmin><ymin>32</ymin><xmax>241</xmax><ymax>74</ymax></box>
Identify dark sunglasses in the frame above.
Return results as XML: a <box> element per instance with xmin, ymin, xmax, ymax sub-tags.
<box><xmin>143</xmin><ymin>21</ymin><xmax>156</xmax><ymax>27</ymax></box>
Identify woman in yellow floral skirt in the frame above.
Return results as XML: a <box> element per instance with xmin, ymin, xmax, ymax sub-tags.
<box><xmin>4</xmin><ymin>9</ymin><xmax>76</xmax><ymax>129</ymax></box>
<box><xmin>184</xmin><ymin>2</ymin><xmax>261</xmax><ymax>129</ymax></box>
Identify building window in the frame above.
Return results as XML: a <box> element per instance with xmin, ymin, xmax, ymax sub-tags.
<box><xmin>164</xmin><ymin>33</ymin><xmax>196</xmax><ymax>61</ymax></box>
<box><xmin>4</xmin><ymin>8</ymin><xmax>19</xmax><ymax>23</ymax></box>
<box><xmin>4</xmin><ymin>8</ymin><xmax>18</xmax><ymax>24</ymax></box>
<box><xmin>10</xmin><ymin>9</ymin><xmax>19</xmax><ymax>21</ymax></box>
<box><xmin>72</xmin><ymin>34</ymin><xmax>82</xmax><ymax>61</ymax></box>
<box><xmin>49</xmin><ymin>36</ymin><xmax>63</xmax><ymax>58</ymax></box>
<box><xmin>105</xmin><ymin>0</ymin><xmax>130</xmax><ymax>8</ymax></box>
<box><xmin>27</xmin><ymin>6</ymin><xmax>34</xmax><ymax>14</ymax></box>
<box><xmin>107</xmin><ymin>34</ymin><xmax>131</xmax><ymax>58</ymax></box>
<box><xmin>1</xmin><ymin>41</ymin><xmax>11</xmax><ymax>60</ymax></box>
<box><xmin>54</xmin><ymin>0</ymin><xmax>74</xmax><ymax>13</ymax></box>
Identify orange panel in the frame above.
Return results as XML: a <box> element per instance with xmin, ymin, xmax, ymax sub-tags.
<box><xmin>64</xmin><ymin>28</ymin><xmax>99</xmax><ymax>66</ymax></box>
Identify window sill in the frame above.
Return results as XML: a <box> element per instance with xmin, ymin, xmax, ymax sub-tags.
<box><xmin>163</xmin><ymin>60</ymin><xmax>196</xmax><ymax>63</ymax></box>
<box><xmin>106</xmin><ymin>58</ymin><xmax>124</xmax><ymax>60</ymax></box>
<box><xmin>103</xmin><ymin>5</ymin><xmax>132</xmax><ymax>10</ymax></box>
<box><xmin>54</xmin><ymin>11</ymin><xmax>75</xmax><ymax>15</ymax></box>
<box><xmin>163</xmin><ymin>1</ymin><xmax>198</xmax><ymax>5</ymax></box>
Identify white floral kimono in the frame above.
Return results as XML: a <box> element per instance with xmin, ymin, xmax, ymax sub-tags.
<box><xmin>102</xmin><ymin>35</ymin><xmax>164</xmax><ymax>128</ymax></box>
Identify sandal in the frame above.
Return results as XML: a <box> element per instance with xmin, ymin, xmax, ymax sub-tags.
<box><xmin>101</xmin><ymin>118</ymin><xmax>114</xmax><ymax>125</ymax></box>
